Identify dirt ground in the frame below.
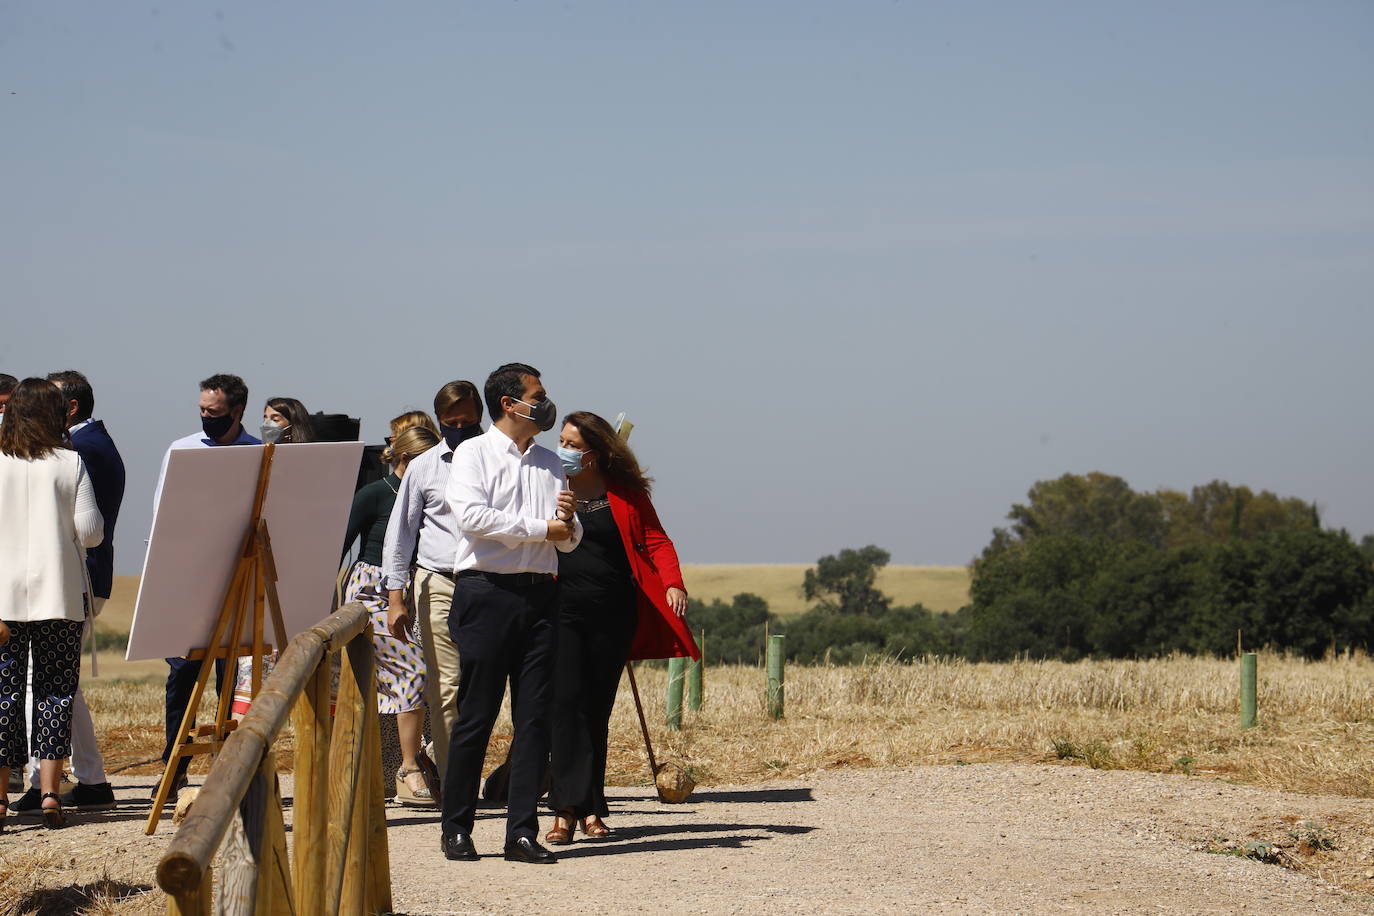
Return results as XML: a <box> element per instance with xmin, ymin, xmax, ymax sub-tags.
<box><xmin>3</xmin><ymin>763</ymin><xmax>1373</xmax><ymax>915</ymax></box>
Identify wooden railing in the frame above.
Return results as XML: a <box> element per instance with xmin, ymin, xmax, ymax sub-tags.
<box><xmin>157</xmin><ymin>602</ymin><xmax>392</xmax><ymax>915</ymax></box>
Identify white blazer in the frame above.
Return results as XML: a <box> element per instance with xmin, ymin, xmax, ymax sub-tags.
<box><xmin>0</xmin><ymin>449</ymin><xmax>104</xmax><ymax>623</ymax></box>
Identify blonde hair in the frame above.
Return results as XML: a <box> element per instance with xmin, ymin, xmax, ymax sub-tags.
<box><xmin>382</xmin><ymin>425</ymin><xmax>439</xmax><ymax>467</ymax></box>
<box><xmin>389</xmin><ymin>410</ymin><xmax>438</xmax><ymax>439</ymax></box>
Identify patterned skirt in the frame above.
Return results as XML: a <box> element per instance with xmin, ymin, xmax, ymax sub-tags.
<box><xmin>344</xmin><ymin>562</ymin><xmax>426</xmax><ymax>715</ymax></box>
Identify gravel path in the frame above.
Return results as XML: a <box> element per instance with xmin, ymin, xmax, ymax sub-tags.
<box><xmin>3</xmin><ymin>764</ymin><xmax>1371</xmax><ymax>914</ymax></box>
<box><xmin>382</xmin><ymin>764</ymin><xmax>1372</xmax><ymax>915</ymax></box>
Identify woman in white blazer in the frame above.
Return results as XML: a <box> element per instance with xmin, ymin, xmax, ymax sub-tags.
<box><xmin>0</xmin><ymin>378</ymin><xmax>103</xmax><ymax>830</ymax></box>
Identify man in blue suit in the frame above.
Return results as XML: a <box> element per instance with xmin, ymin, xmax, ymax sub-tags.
<box><xmin>15</xmin><ymin>370</ymin><xmax>125</xmax><ymax>814</ymax></box>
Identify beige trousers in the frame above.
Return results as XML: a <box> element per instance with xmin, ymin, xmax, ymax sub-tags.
<box><xmin>414</xmin><ymin>568</ymin><xmax>460</xmax><ymax>775</ymax></box>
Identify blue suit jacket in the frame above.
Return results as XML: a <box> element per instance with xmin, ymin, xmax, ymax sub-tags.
<box><xmin>71</xmin><ymin>419</ymin><xmax>126</xmax><ymax>599</ymax></box>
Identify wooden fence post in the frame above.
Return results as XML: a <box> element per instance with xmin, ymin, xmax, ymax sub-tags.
<box><xmin>362</xmin><ymin>637</ymin><xmax>393</xmax><ymax>915</ymax></box>
<box><xmin>325</xmin><ymin>637</ymin><xmax>368</xmax><ymax>915</ymax></box>
<box><xmin>341</xmin><ymin>633</ymin><xmax>376</xmax><ymax>914</ymax></box>
<box><xmin>665</xmin><ymin>657</ymin><xmax>685</xmax><ymax>730</ymax></box>
<box><xmin>1240</xmin><ymin>652</ymin><xmax>1258</xmax><ymax>728</ymax></box>
<box><xmin>292</xmin><ymin>658</ymin><xmax>332</xmax><ymax>916</ymax></box>
<box><xmin>766</xmin><ymin>634</ymin><xmax>785</xmax><ymax>720</ymax></box>
<box><xmin>166</xmin><ymin>868</ymin><xmax>213</xmax><ymax>916</ymax></box>
<box><xmin>687</xmin><ymin>633</ymin><xmax>703</xmax><ymax>713</ymax></box>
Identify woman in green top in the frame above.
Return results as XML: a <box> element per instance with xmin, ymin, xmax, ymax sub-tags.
<box><xmin>341</xmin><ymin>424</ymin><xmax>440</xmax><ymax>805</ymax></box>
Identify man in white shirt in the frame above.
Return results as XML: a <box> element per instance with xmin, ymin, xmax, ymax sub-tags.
<box><xmin>439</xmin><ymin>363</ymin><xmax>581</xmax><ymax>865</ymax></box>
<box><xmin>153</xmin><ymin>373</ymin><xmax>260</xmax><ymax>800</ymax></box>
<box><xmin>380</xmin><ymin>380</ymin><xmax>483</xmax><ymax>779</ymax></box>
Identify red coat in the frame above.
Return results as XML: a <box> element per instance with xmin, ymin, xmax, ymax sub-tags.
<box><xmin>606</xmin><ymin>480</ymin><xmax>701</xmax><ymax>661</ymax></box>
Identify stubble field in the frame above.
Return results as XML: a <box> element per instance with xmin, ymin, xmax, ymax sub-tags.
<box><xmin>16</xmin><ymin>571</ymin><xmax>1371</xmax><ymax>911</ymax></box>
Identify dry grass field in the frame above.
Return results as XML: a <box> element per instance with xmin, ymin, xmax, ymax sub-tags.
<box><xmin>601</xmin><ymin>653</ymin><xmax>1374</xmax><ymax>800</ymax></box>
<box><xmin>83</xmin><ymin>574</ymin><xmax>1369</xmax><ymax>801</ymax></box>
<box><xmin>12</xmin><ymin>649</ymin><xmax>1373</xmax><ymax>913</ymax></box>
<box><xmin>680</xmin><ymin>564</ymin><xmax>970</xmax><ymax>616</ymax></box>
<box><xmin>82</xmin><ymin>650</ymin><xmax>1374</xmax><ymax>803</ymax></box>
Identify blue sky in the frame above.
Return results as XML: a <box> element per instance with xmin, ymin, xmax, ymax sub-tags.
<box><xmin>3</xmin><ymin>1</ymin><xmax>1371</xmax><ymax>575</ymax></box>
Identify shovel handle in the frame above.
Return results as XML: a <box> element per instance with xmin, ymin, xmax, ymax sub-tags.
<box><xmin>625</xmin><ymin>662</ymin><xmax>659</xmax><ymax>774</ymax></box>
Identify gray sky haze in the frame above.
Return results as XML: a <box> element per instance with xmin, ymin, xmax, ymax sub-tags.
<box><xmin>3</xmin><ymin>2</ymin><xmax>1371</xmax><ymax>577</ymax></box>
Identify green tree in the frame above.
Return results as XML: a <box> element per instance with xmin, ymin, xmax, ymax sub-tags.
<box><xmin>802</xmin><ymin>545</ymin><xmax>892</xmax><ymax>616</ymax></box>
<box><xmin>684</xmin><ymin>593</ymin><xmax>776</xmax><ymax>665</ymax></box>
<box><xmin>1358</xmin><ymin>533</ymin><xmax>1374</xmax><ymax>564</ymax></box>
<box><xmin>979</xmin><ymin>473</ymin><xmax>1167</xmax><ymax>571</ymax></box>
<box><xmin>1166</xmin><ymin>480</ymin><xmax>1316</xmax><ymax>549</ymax></box>
<box><xmin>965</xmin><ymin>535</ymin><xmax>1115</xmax><ymax>661</ymax></box>
<box><xmin>1184</xmin><ymin>528</ymin><xmax>1374</xmax><ymax>657</ymax></box>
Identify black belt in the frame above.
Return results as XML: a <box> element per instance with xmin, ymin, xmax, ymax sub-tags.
<box><xmin>456</xmin><ymin>569</ymin><xmax>555</xmax><ymax>587</ymax></box>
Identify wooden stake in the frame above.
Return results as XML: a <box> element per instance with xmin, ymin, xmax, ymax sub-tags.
<box><xmin>1240</xmin><ymin>652</ymin><xmax>1258</xmax><ymax>729</ymax></box>
<box><xmin>665</xmin><ymin>657</ymin><xmax>685</xmax><ymax>730</ymax></box>
<box><xmin>687</xmin><ymin>630</ymin><xmax>704</xmax><ymax>712</ymax></box>
<box><xmin>291</xmin><ymin>660</ymin><xmax>331</xmax><ymax>916</ymax></box>
<box><xmin>363</xmin><ymin>651</ymin><xmax>393</xmax><ymax>915</ymax></box>
<box><xmin>166</xmin><ymin>867</ymin><xmax>212</xmax><ymax>916</ymax></box>
<box><xmin>624</xmin><ymin>663</ymin><xmax>659</xmax><ymax>774</ymax></box>
<box><xmin>339</xmin><ymin>636</ymin><xmax>372</xmax><ymax>914</ymax></box>
<box><xmin>325</xmin><ymin>635</ymin><xmax>368</xmax><ymax>915</ymax></box>
<box><xmin>766</xmin><ymin>634</ymin><xmax>785</xmax><ymax>720</ymax></box>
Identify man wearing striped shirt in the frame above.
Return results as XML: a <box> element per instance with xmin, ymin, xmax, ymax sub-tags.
<box><xmin>380</xmin><ymin>380</ymin><xmax>484</xmax><ymax>778</ymax></box>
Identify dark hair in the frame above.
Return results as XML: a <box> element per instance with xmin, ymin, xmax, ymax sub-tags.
<box><xmin>484</xmin><ymin>363</ymin><xmax>541</xmax><ymax>419</ymax></box>
<box><xmin>562</xmin><ymin>410</ymin><xmax>654</xmax><ymax>495</ymax></box>
<box><xmin>434</xmin><ymin>380</ymin><xmax>482</xmax><ymax>422</ymax></box>
<box><xmin>0</xmin><ymin>378</ymin><xmax>70</xmax><ymax>460</ymax></box>
<box><xmin>264</xmin><ymin>396</ymin><xmax>318</xmax><ymax>443</ymax></box>
<box><xmin>0</xmin><ymin>373</ymin><xmax>16</xmax><ymax>397</ymax></box>
<box><xmin>46</xmin><ymin>369</ymin><xmax>94</xmax><ymax>423</ymax></box>
<box><xmin>200</xmin><ymin>373</ymin><xmax>249</xmax><ymax>410</ymax></box>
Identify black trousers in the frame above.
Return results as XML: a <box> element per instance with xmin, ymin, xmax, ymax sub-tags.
<box><xmin>0</xmin><ymin>619</ymin><xmax>84</xmax><ymax>767</ymax></box>
<box><xmin>442</xmin><ymin>575</ymin><xmax>558</xmax><ymax>842</ymax></box>
<box><xmin>162</xmin><ymin>656</ymin><xmax>226</xmax><ymax>775</ymax></box>
<box><xmin>547</xmin><ymin>600</ymin><xmax>637</xmax><ymax>819</ymax></box>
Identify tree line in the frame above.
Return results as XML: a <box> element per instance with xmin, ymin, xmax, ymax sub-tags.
<box><xmin>688</xmin><ymin>473</ymin><xmax>1374</xmax><ymax>664</ymax></box>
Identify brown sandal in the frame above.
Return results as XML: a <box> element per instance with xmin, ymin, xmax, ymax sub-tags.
<box><xmin>580</xmin><ymin>816</ymin><xmax>613</xmax><ymax>839</ymax></box>
<box><xmin>544</xmin><ymin>812</ymin><xmax>574</xmax><ymax>845</ymax></box>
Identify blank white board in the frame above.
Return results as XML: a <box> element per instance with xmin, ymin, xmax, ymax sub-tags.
<box><xmin>127</xmin><ymin>442</ymin><xmax>364</xmax><ymax>660</ymax></box>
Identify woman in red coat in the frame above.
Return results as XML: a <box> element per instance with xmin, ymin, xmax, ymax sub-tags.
<box><xmin>544</xmin><ymin>411</ymin><xmax>699</xmax><ymax>844</ymax></box>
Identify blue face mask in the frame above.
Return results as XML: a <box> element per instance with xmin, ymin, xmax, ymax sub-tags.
<box><xmin>557</xmin><ymin>446</ymin><xmax>587</xmax><ymax>477</ymax></box>
<box><xmin>440</xmin><ymin>422</ymin><xmax>482</xmax><ymax>450</ymax></box>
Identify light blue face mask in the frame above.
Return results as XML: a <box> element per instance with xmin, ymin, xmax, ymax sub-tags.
<box><xmin>557</xmin><ymin>446</ymin><xmax>587</xmax><ymax>476</ymax></box>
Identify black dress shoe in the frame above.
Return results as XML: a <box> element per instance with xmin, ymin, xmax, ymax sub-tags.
<box><xmin>503</xmin><ymin>836</ymin><xmax>557</xmax><ymax>864</ymax></box>
<box><xmin>441</xmin><ymin>832</ymin><xmax>479</xmax><ymax>861</ymax></box>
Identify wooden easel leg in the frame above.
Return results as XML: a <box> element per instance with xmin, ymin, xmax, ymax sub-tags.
<box><xmin>251</xmin><ymin>561</ymin><xmax>266</xmax><ymax>700</ymax></box>
<box><xmin>149</xmin><ymin>563</ymin><xmax>255</xmax><ymax>834</ymax></box>
<box><xmin>216</xmin><ymin>562</ymin><xmax>254</xmax><ymax>728</ymax></box>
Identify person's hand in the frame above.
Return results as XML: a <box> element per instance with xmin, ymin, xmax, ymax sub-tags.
<box><xmin>556</xmin><ymin>489</ymin><xmax>576</xmax><ymax>522</ymax></box>
<box><xmin>666</xmin><ymin>587</ymin><xmax>688</xmax><ymax>617</ymax></box>
<box><xmin>546</xmin><ymin>519</ymin><xmax>573</xmax><ymax>542</ymax></box>
<box><xmin>387</xmin><ymin>599</ymin><xmax>413</xmax><ymax>642</ymax></box>
<box><xmin>0</xmin><ymin>619</ymin><xmax>9</xmax><ymax>646</ymax></box>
